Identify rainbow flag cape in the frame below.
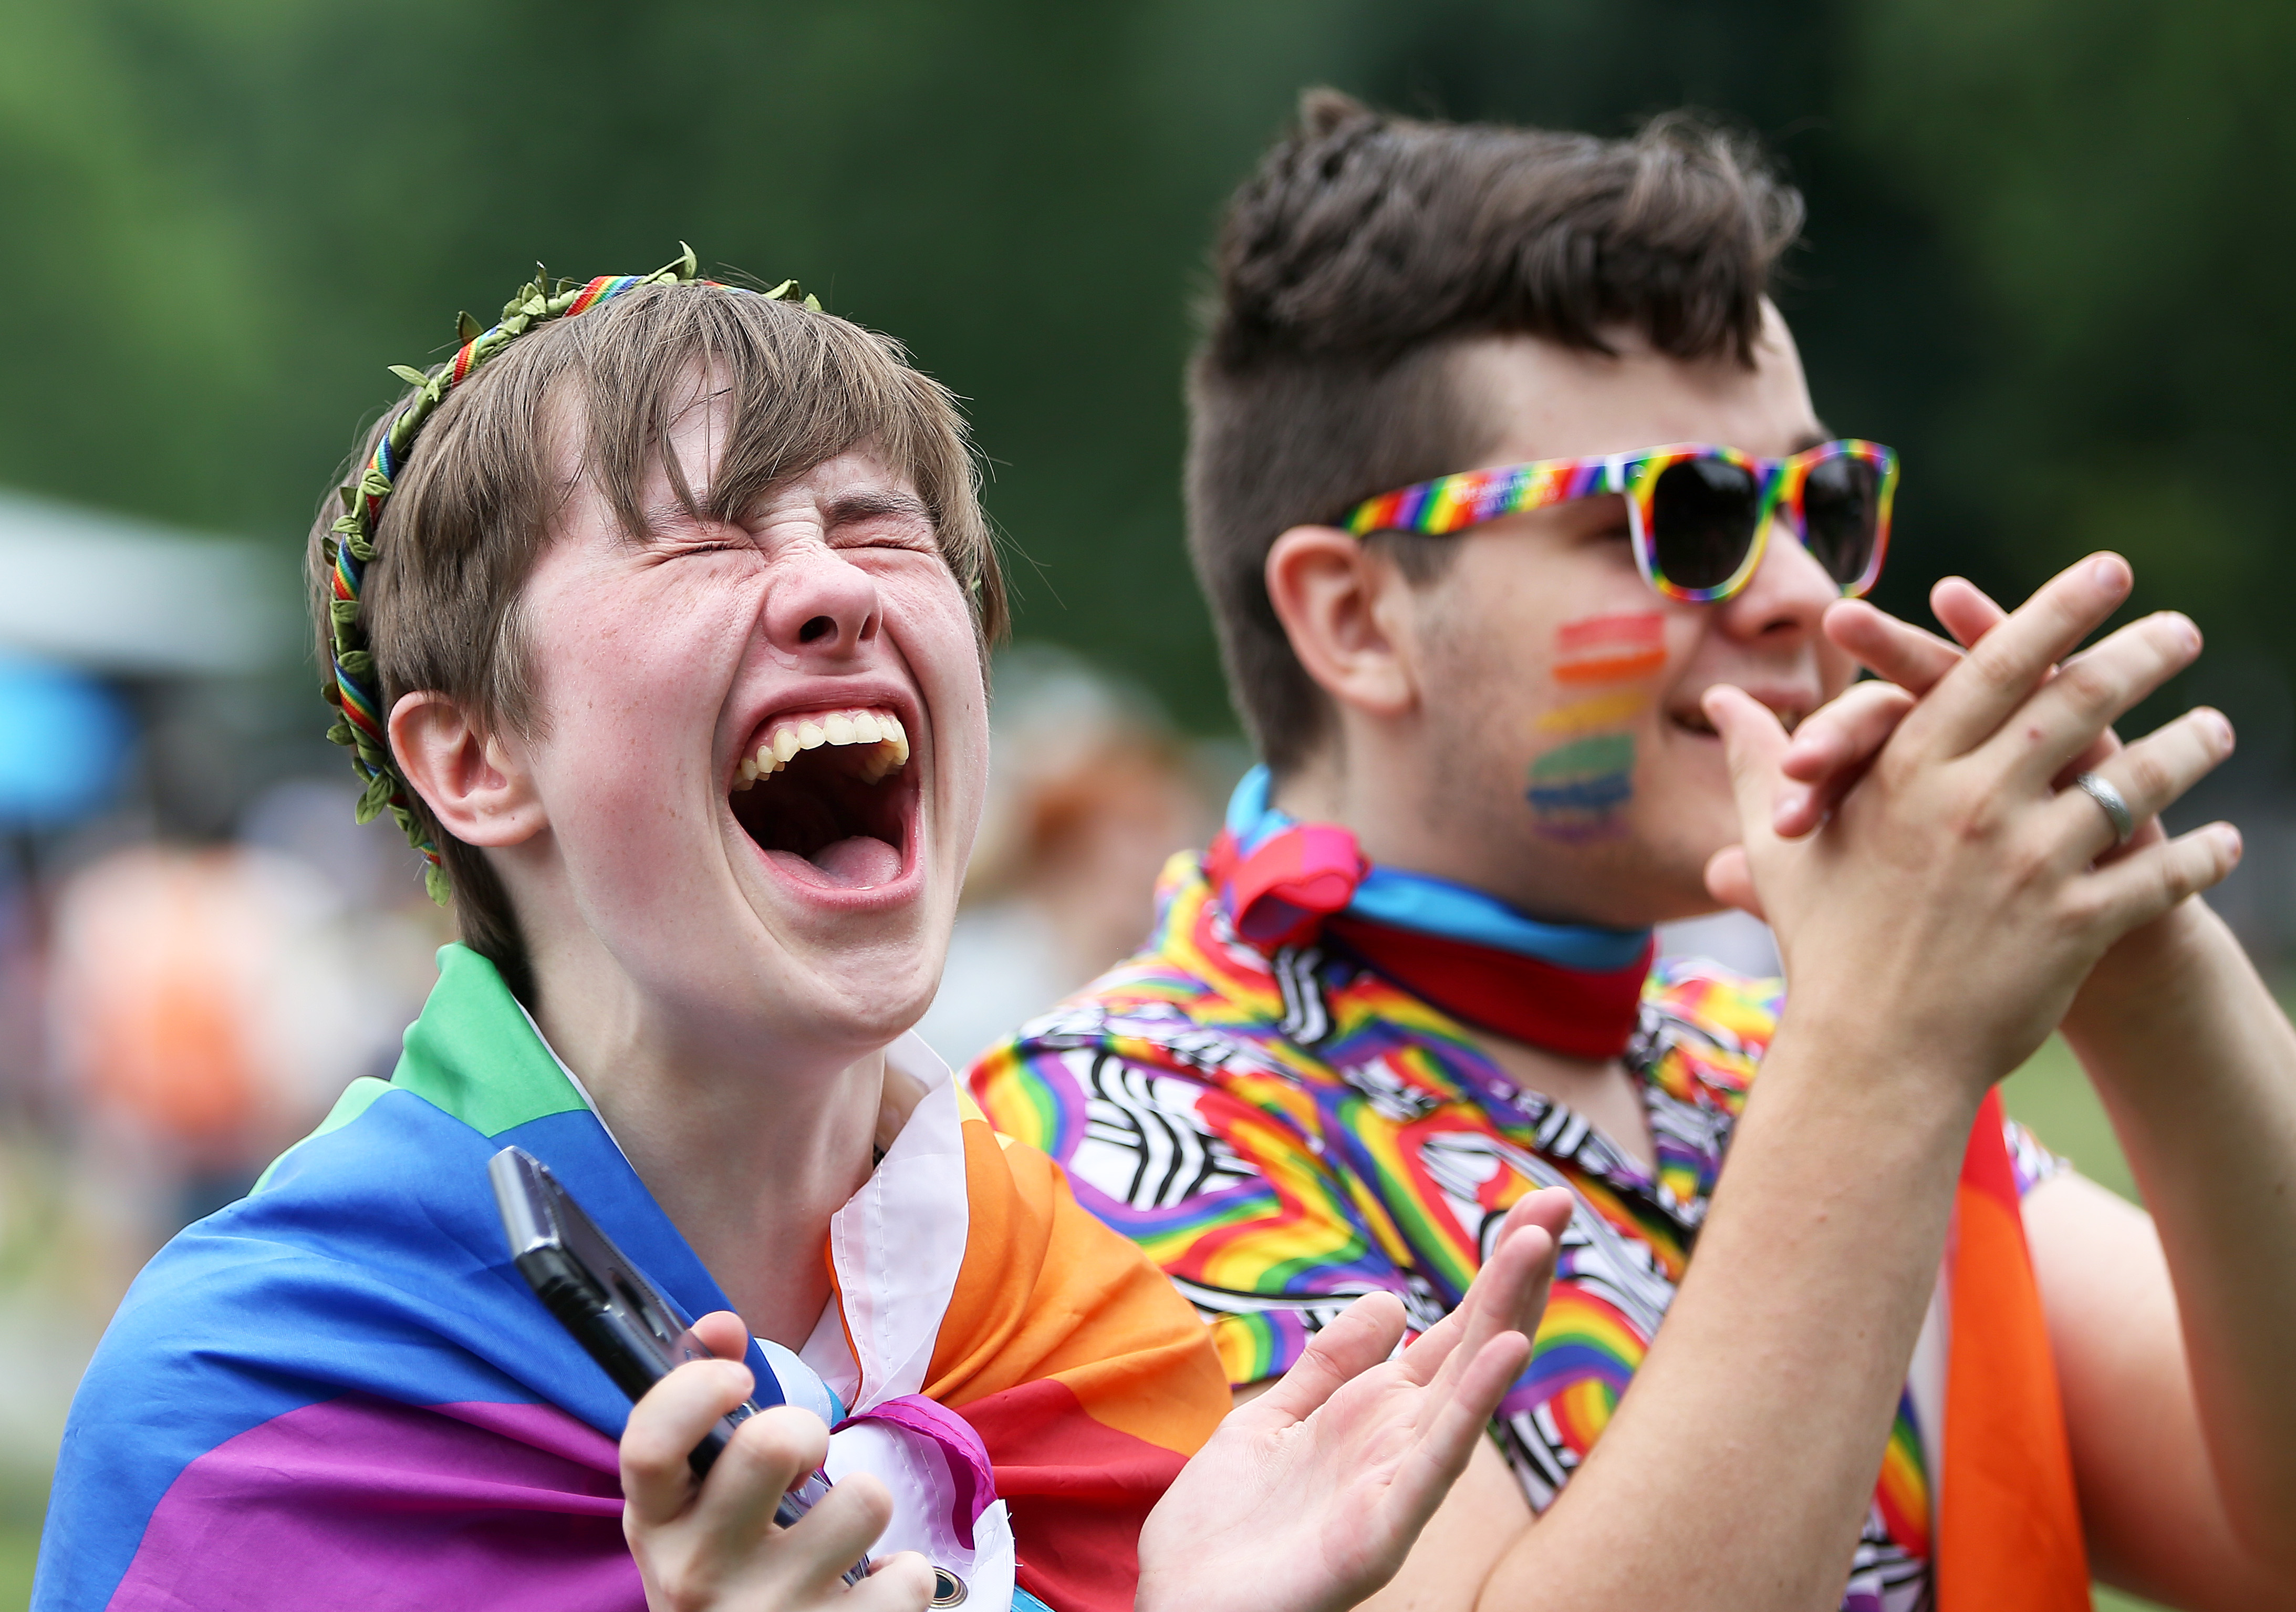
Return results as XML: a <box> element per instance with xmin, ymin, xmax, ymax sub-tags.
<box><xmin>35</xmin><ymin>945</ymin><xmax>1227</xmax><ymax>1612</ymax></box>
<box><xmin>1938</xmin><ymin>1088</ymin><xmax>2089</xmax><ymax>1610</ymax></box>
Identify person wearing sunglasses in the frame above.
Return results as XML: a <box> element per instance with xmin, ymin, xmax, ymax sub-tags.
<box><xmin>971</xmin><ymin>91</ymin><xmax>2296</xmax><ymax>1611</ymax></box>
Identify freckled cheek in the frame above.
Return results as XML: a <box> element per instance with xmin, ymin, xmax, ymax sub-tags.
<box><xmin>531</xmin><ymin>626</ymin><xmax>732</xmax><ymax>825</ymax></box>
<box><xmin>556</xmin><ymin>634</ymin><xmax>709</xmax><ymax>743</ymax></box>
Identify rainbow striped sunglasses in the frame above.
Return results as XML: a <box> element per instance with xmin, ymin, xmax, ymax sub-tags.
<box><xmin>1343</xmin><ymin>439</ymin><xmax>1899</xmax><ymax>603</ymax></box>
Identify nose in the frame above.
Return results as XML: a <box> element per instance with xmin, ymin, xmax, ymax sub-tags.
<box><xmin>760</xmin><ymin>542</ymin><xmax>881</xmax><ymax>659</ymax></box>
<box><xmin>1712</xmin><ymin>514</ymin><xmax>1838</xmax><ymax>648</ymax></box>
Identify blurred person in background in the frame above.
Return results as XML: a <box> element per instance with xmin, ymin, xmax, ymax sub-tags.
<box><xmin>35</xmin><ymin>257</ymin><xmax>1569</xmax><ymax>1612</ymax></box>
<box><xmin>973</xmin><ymin>92</ymin><xmax>2296</xmax><ymax>1611</ymax></box>
<box><xmin>45</xmin><ymin>827</ymin><xmax>425</xmax><ymax>1254</ymax></box>
<box><xmin>915</xmin><ymin>643</ymin><xmax>1215</xmax><ymax>1068</ymax></box>
<box><xmin>0</xmin><ymin>850</ymin><xmax>43</xmax><ymax>1118</ymax></box>
<box><xmin>0</xmin><ymin>774</ymin><xmax>441</xmax><ymax>1505</ymax></box>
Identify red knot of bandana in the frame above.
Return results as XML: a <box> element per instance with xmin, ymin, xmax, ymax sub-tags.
<box><xmin>1203</xmin><ymin>824</ymin><xmax>1372</xmax><ymax>952</ymax></box>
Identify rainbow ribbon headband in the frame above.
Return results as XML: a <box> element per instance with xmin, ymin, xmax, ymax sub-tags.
<box><xmin>321</xmin><ymin>245</ymin><xmax>817</xmax><ymax>903</ymax></box>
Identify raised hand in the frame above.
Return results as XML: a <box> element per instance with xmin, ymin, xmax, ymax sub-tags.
<box><xmin>620</xmin><ymin>1310</ymin><xmax>934</xmax><ymax>1612</ymax></box>
<box><xmin>1780</xmin><ymin>572</ymin><xmax>2187</xmax><ymax>845</ymax></box>
<box><xmin>1707</xmin><ymin>560</ymin><xmax>2232</xmax><ymax>928</ymax></box>
<box><xmin>1135</xmin><ymin>1188</ymin><xmax>1573</xmax><ymax>1612</ymax></box>
<box><xmin>1701</xmin><ymin>552</ymin><xmax>2239</xmax><ymax>1082</ymax></box>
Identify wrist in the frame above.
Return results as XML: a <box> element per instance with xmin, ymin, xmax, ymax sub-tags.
<box><xmin>1760</xmin><ymin>1004</ymin><xmax>1986</xmax><ymax>1142</ymax></box>
<box><xmin>2066</xmin><ymin>896</ymin><xmax>2231</xmax><ymax>1042</ymax></box>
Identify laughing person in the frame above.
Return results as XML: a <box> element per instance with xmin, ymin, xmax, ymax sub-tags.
<box><xmin>971</xmin><ymin>96</ymin><xmax>2296</xmax><ymax>1610</ymax></box>
<box><xmin>33</xmin><ymin>257</ymin><xmax>1573</xmax><ymax>1612</ymax></box>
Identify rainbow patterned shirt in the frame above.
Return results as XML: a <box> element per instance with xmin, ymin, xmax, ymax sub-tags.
<box><xmin>972</xmin><ymin>853</ymin><xmax>2063</xmax><ymax>1612</ymax></box>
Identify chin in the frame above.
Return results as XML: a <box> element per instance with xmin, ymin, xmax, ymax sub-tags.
<box><xmin>823</xmin><ymin>924</ymin><xmax>949</xmax><ymax>1040</ymax></box>
<box><xmin>650</xmin><ymin>921</ymin><xmax>941</xmax><ymax>1074</ymax></box>
<box><xmin>1561</xmin><ymin>805</ymin><xmax>1741</xmax><ymax>928</ymax></box>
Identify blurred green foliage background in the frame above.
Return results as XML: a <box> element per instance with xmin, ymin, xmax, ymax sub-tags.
<box><xmin>2</xmin><ymin>4</ymin><xmax>2288</xmax><ymax>1605</ymax></box>
<box><xmin>3</xmin><ymin>0</ymin><xmax>2292</xmax><ymax>758</ymax></box>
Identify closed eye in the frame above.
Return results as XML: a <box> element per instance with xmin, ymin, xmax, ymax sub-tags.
<box><xmin>639</xmin><ymin>531</ymin><xmax>761</xmax><ymax>565</ymax></box>
<box><xmin>825</xmin><ymin>489</ymin><xmax>938</xmax><ymax>555</ymax></box>
<box><xmin>832</xmin><ymin>520</ymin><xmax>938</xmax><ymax>554</ymax></box>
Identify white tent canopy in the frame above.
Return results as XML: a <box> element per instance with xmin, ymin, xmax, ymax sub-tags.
<box><xmin>0</xmin><ymin>488</ymin><xmax>297</xmax><ymax>676</ymax></box>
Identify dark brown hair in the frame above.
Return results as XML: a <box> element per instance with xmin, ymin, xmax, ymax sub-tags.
<box><xmin>307</xmin><ymin>281</ymin><xmax>1003</xmax><ymax>997</ymax></box>
<box><xmin>1188</xmin><ymin>90</ymin><xmax>1804</xmax><ymax>770</ymax></box>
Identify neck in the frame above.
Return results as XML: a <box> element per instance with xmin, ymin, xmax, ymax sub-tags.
<box><xmin>1234</xmin><ymin>747</ymin><xmax>1656</xmax><ymax>1045</ymax></box>
<box><xmin>1271</xmin><ymin>721</ymin><xmax>1557</xmax><ymax>916</ymax></box>
<box><xmin>523</xmin><ymin>933</ymin><xmax>887</xmax><ymax>1349</ymax></box>
<box><xmin>1266</xmin><ymin>749</ymin><xmax>1352</xmax><ymax>833</ymax></box>
<box><xmin>1270</xmin><ymin>740</ymin><xmax>1586</xmax><ymax>924</ymax></box>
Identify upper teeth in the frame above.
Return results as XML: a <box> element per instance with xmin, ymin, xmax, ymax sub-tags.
<box><xmin>734</xmin><ymin>707</ymin><xmax>909</xmax><ymax>789</ymax></box>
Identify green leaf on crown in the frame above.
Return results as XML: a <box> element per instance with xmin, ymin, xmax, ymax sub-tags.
<box><xmin>354</xmin><ymin>771</ymin><xmax>396</xmax><ymax>824</ymax></box>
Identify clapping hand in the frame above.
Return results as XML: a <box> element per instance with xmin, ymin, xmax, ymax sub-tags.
<box><xmin>1715</xmin><ymin>565</ymin><xmax>2187</xmax><ymax>860</ymax></box>
<box><xmin>1699</xmin><ymin>553</ymin><xmax>2238</xmax><ymax>1084</ymax></box>
<box><xmin>1135</xmin><ymin>1187</ymin><xmax>1574</xmax><ymax>1612</ymax></box>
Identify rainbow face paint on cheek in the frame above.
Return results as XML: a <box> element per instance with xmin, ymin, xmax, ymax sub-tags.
<box><xmin>1529</xmin><ymin>733</ymin><xmax>1637</xmax><ymax>840</ymax></box>
<box><xmin>1553</xmin><ymin>611</ymin><xmax>1667</xmax><ymax>683</ymax></box>
<box><xmin>1535</xmin><ymin>688</ymin><xmax>1645</xmax><ymax>736</ymax></box>
<box><xmin>1528</xmin><ymin>611</ymin><xmax>1667</xmax><ymax>839</ymax></box>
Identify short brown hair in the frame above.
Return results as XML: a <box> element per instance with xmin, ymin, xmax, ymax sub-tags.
<box><xmin>1187</xmin><ymin>90</ymin><xmax>1804</xmax><ymax>770</ymax></box>
<box><xmin>306</xmin><ymin>281</ymin><xmax>1004</xmax><ymax>997</ymax></box>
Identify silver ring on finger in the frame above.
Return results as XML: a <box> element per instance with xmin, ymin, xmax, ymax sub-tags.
<box><xmin>2071</xmin><ymin>770</ymin><xmax>2137</xmax><ymax>845</ymax></box>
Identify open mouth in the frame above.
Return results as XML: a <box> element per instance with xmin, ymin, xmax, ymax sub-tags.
<box><xmin>730</xmin><ymin>706</ymin><xmax>914</xmax><ymax>891</ymax></box>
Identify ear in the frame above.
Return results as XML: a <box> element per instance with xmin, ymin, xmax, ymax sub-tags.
<box><xmin>1264</xmin><ymin>525</ymin><xmax>1419</xmax><ymax>721</ymax></box>
<box><xmin>387</xmin><ymin>691</ymin><xmax>546</xmax><ymax>849</ymax></box>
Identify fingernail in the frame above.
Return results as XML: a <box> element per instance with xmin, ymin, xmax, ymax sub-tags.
<box><xmin>2203</xmin><ymin>708</ymin><xmax>2235</xmax><ymax>752</ymax></box>
<box><xmin>2089</xmin><ymin>553</ymin><xmax>2130</xmax><ymax>591</ymax></box>
<box><xmin>2221</xmin><ymin>824</ymin><xmax>2245</xmax><ymax>865</ymax></box>
<box><xmin>1773</xmin><ymin>788</ymin><xmax>1806</xmax><ymax>830</ymax></box>
<box><xmin>2169</xmin><ymin>613</ymin><xmax>2201</xmax><ymax>654</ymax></box>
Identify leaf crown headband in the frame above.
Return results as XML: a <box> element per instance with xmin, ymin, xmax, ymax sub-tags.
<box><xmin>320</xmin><ymin>245</ymin><xmax>818</xmax><ymax>904</ymax></box>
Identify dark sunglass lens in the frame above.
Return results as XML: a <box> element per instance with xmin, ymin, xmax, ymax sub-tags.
<box><xmin>1800</xmin><ymin>457</ymin><xmax>1879</xmax><ymax>585</ymax></box>
<box><xmin>1649</xmin><ymin>459</ymin><xmax>1762</xmax><ymax>590</ymax></box>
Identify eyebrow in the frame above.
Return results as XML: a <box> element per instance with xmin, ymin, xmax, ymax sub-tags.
<box><xmin>824</xmin><ymin>488</ymin><xmax>932</xmax><ymax>525</ymax></box>
<box><xmin>636</xmin><ymin>498</ymin><xmax>717</xmax><ymax>541</ymax></box>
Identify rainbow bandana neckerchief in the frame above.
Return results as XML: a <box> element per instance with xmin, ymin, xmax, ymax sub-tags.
<box><xmin>1203</xmin><ymin>766</ymin><xmax>1656</xmax><ymax>1059</ymax></box>
<box><xmin>36</xmin><ymin>947</ymin><xmax>1228</xmax><ymax>1612</ymax></box>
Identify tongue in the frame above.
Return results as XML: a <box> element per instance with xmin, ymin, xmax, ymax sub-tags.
<box><xmin>808</xmin><ymin>834</ymin><xmax>902</xmax><ymax>887</ymax></box>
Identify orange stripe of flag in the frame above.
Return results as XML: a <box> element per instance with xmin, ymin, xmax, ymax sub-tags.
<box><xmin>1937</xmin><ymin>1090</ymin><xmax>2089</xmax><ymax>1612</ymax></box>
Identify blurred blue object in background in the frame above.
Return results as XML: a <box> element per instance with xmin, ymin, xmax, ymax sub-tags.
<box><xmin>0</xmin><ymin>655</ymin><xmax>129</xmax><ymax>827</ymax></box>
